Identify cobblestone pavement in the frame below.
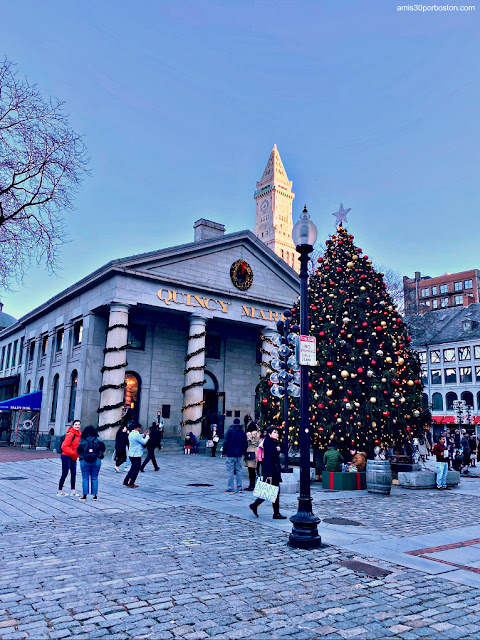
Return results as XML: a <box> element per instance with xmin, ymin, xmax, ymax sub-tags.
<box><xmin>1</xmin><ymin>453</ymin><xmax>480</xmax><ymax>638</ymax></box>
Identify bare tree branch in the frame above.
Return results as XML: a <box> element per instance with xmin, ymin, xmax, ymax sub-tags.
<box><xmin>0</xmin><ymin>58</ymin><xmax>89</xmax><ymax>290</ymax></box>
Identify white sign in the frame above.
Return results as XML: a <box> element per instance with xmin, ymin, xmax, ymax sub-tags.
<box><xmin>299</xmin><ymin>335</ymin><xmax>316</xmax><ymax>366</ymax></box>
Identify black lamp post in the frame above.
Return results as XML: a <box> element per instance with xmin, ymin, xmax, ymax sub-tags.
<box><xmin>289</xmin><ymin>205</ymin><xmax>321</xmax><ymax>550</ymax></box>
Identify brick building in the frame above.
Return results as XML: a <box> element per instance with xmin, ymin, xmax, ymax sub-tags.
<box><xmin>403</xmin><ymin>270</ymin><xmax>480</xmax><ymax>316</ymax></box>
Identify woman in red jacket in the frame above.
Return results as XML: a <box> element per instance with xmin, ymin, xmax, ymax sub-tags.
<box><xmin>57</xmin><ymin>420</ymin><xmax>82</xmax><ymax>496</ymax></box>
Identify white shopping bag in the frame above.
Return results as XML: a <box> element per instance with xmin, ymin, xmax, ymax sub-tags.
<box><xmin>252</xmin><ymin>478</ymin><xmax>279</xmax><ymax>503</ymax></box>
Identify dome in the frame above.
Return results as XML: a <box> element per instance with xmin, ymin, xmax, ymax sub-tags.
<box><xmin>0</xmin><ymin>303</ymin><xmax>17</xmax><ymax>332</ymax></box>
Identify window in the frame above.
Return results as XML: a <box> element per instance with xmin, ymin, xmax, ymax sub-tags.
<box><xmin>41</xmin><ymin>335</ymin><xmax>48</xmax><ymax>357</ymax></box>
<box><xmin>445</xmin><ymin>368</ymin><xmax>457</xmax><ymax>384</ymax></box>
<box><xmin>432</xmin><ymin>393</ymin><xmax>443</xmax><ymax>411</ymax></box>
<box><xmin>5</xmin><ymin>343</ymin><xmax>11</xmax><ymax>369</ymax></box>
<box><xmin>439</xmin><ymin>284</ymin><xmax>448</xmax><ymax>294</ymax></box>
<box><xmin>459</xmin><ymin>346</ymin><xmax>471</xmax><ymax>361</ymax></box>
<box><xmin>455</xmin><ymin>295</ymin><xmax>463</xmax><ymax>306</ymax></box>
<box><xmin>127</xmin><ymin>325</ymin><xmax>146</xmax><ymax>350</ymax></box>
<box><xmin>0</xmin><ymin>346</ymin><xmax>5</xmax><ymax>370</ymax></box>
<box><xmin>73</xmin><ymin>321</ymin><xmax>83</xmax><ymax>346</ymax></box>
<box><xmin>476</xmin><ymin>366</ymin><xmax>480</xmax><ymax>381</ymax></box>
<box><xmin>11</xmin><ymin>340</ymin><xmax>18</xmax><ymax>367</ymax></box>
<box><xmin>68</xmin><ymin>370</ymin><xmax>78</xmax><ymax>422</ymax></box>
<box><xmin>234</xmin><ymin>410</ymin><xmax>241</xmax><ymax>418</ymax></box>
<box><xmin>475</xmin><ymin>346</ymin><xmax>480</xmax><ymax>359</ymax></box>
<box><xmin>454</xmin><ymin>282</ymin><xmax>462</xmax><ymax>292</ymax></box>
<box><xmin>460</xmin><ymin>367</ymin><xmax>472</xmax><ymax>383</ymax></box>
<box><xmin>56</xmin><ymin>328</ymin><xmax>64</xmax><ymax>352</ymax></box>
<box><xmin>38</xmin><ymin>377</ymin><xmax>44</xmax><ymax>391</ymax></box>
<box><xmin>465</xmin><ymin>280</ymin><xmax>473</xmax><ymax>289</ymax></box>
<box><xmin>446</xmin><ymin>392</ymin><xmax>458</xmax><ymax>411</ymax></box>
<box><xmin>50</xmin><ymin>374</ymin><xmax>59</xmax><ymax>422</ymax></box>
<box><xmin>418</xmin><ymin>352</ymin><xmax>427</xmax><ymax>364</ymax></box>
<box><xmin>281</xmin><ymin>250</ymin><xmax>284</xmax><ymax>258</ymax></box>
<box><xmin>421</xmin><ymin>288</ymin><xmax>429</xmax><ymax>297</ymax></box>
<box><xmin>25</xmin><ymin>379</ymin><xmax>31</xmax><ymax>394</ymax></box>
<box><xmin>28</xmin><ymin>341</ymin><xmax>35</xmax><ymax>362</ymax></box>
<box><xmin>161</xmin><ymin>404</ymin><xmax>171</xmax><ymax>419</ymax></box>
<box><xmin>462</xmin><ymin>391</ymin><xmax>474</xmax><ymax>406</ymax></box>
<box><xmin>421</xmin><ymin>369</ymin><xmax>427</xmax><ymax>385</ymax></box>
<box><xmin>430</xmin><ymin>350</ymin><xmax>440</xmax><ymax>364</ymax></box>
<box><xmin>441</xmin><ymin>298</ymin><xmax>448</xmax><ymax>308</ymax></box>
<box><xmin>432</xmin><ymin>300</ymin><xmax>438</xmax><ymax>309</ymax></box>
<box><xmin>18</xmin><ymin>337</ymin><xmax>24</xmax><ymax>364</ymax></box>
<box><xmin>431</xmin><ymin>286</ymin><xmax>437</xmax><ymax>295</ymax></box>
<box><xmin>431</xmin><ymin>370</ymin><xmax>442</xmax><ymax>385</ymax></box>
<box><xmin>206</xmin><ymin>335</ymin><xmax>221</xmax><ymax>359</ymax></box>
<box><xmin>443</xmin><ymin>348</ymin><xmax>455</xmax><ymax>362</ymax></box>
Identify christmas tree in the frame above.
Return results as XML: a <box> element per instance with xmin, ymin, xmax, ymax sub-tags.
<box><xmin>258</xmin><ymin>223</ymin><xmax>426</xmax><ymax>456</ymax></box>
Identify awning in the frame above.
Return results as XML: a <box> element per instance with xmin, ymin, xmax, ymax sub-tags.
<box><xmin>431</xmin><ymin>415</ymin><xmax>480</xmax><ymax>425</ymax></box>
<box><xmin>0</xmin><ymin>391</ymin><xmax>42</xmax><ymax>412</ymax></box>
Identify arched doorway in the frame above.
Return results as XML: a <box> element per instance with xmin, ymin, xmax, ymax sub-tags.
<box><xmin>202</xmin><ymin>371</ymin><xmax>221</xmax><ymax>437</ymax></box>
<box><xmin>124</xmin><ymin>372</ymin><xmax>141</xmax><ymax>423</ymax></box>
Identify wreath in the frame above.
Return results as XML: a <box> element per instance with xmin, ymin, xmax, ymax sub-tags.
<box><xmin>230</xmin><ymin>259</ymin><xmax>253</xmax><ymax>291</ymax></box>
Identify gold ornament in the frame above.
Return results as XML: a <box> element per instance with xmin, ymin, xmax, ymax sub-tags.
<box><xmin>397</xmin><ymin>357</ymin><xmax>404</xmax><ymax>365</ymax></box>
<box><xmin>341</xmin><ymin>370</ymin><xmax>350</xmax><ymax>378</ymax></box>
<box><xmin>326</xmin><ymin>390</ymin><xmax>333</xmax><ymax>396</ymax></box>
<box><xmin>370</xmin><ymin>397</ymin><xmax>377</xmax><ymax>403</ymax></box>
<box><xmin>407</xmin><ymin>380</ymin><xmax>414</xmax><ymax>386</ymax></box>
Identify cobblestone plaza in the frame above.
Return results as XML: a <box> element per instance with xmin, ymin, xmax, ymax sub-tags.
<box><xmin>2</xmin><ymin>452</ymin><xmax>480</xmax><ymax>639</ymax></box>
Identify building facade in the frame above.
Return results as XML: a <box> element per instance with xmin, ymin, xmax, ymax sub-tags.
<box><xmin>403</xmin><ymin>269</ymin><xmax>480</xmax><ymax>316</ymax></box>
<box><xmin>406</xmin><ymin>304</ymin><xmax>480</xmax><ymax>431</ymax></box>
<box><xmin>0</xmin><ymin>221</ymin><xmax>299</xmax><ymax>441</ymax></box>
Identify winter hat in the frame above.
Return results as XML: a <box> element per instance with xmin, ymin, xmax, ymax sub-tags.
<box><xmin>233</xmin><ymin>418</ymin><xmax>241</xmax><ymax>424</ymax></box>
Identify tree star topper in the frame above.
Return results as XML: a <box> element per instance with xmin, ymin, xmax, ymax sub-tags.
<box><xmin>331</xmin><ymin>203</ymin><xmax>351</xmax><ymax>227</ymax></box>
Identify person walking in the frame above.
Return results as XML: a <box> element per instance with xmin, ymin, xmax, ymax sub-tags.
<box><xmin>223</xmin><ymin>418</ymin><xmax>248</xmax><ymax>494</ymax></box>
<box><xmin>57</xmin><ymin>420</ymin><xmax>82</xmax><ymax>497</ymax></box>
<box><xmin>77</xmin><ymin>426</ymin><xmax>106</xmax><ymax>501</ymax></box>
<box><xmin>249</xmin><ymin>426</ymin><xmax>286</xmax><ymax>519</ymax></box>
<box><xmin>432</xmin><ymin>435</ymin><xmax>449</xmax><ymax>490</ymax></box>
<box><xmin>323</xmin><ymin>441</ymin><xmax>344</xmax><ymax>471</ymax></box>
<box><xmin>124</xmin><ymin>424</ymin><xmax>149</xmax><ymax>488</ymax></box>
<box><xmin>244</xmin><ymin>421</ymin><xmax>260</xmax><ymax>490</ymax></box>
<box><xmin>140</xmin><ymin>421</ymin><xmax>161</xmax><ymax>472</ymax></box>
<box><xmin>114</xmin><ymin>425</ymin><xmax>129</xmax><ymax>472</ymax></box>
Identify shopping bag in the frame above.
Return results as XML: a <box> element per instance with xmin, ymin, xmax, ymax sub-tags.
<box><xmin>252</xmin><ymin>478</ymin><xmax>279</xmax><ymax>503</ymax></box>
<box><xmin>206</xmin><ymin>440</ymin><xmax>214</xmax><ymax>448</ymax></box>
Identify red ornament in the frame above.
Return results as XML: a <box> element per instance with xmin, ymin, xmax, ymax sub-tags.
<box><xmin>308</xmin><ymin>383</ymin><xmax>313</xmax><ymax>390</ymax></box>
<box><xmin>327</xmin><ymin>361</ymin><xmax>334</xmax><ymax>368</ymax></box>
<box><xmin>267</xmin><ymin>381</ymin><xmax>273</xmax><ymax>387</ymax></box>
<box><xmin>382</xmin><ymin>411</ymin><xmax>389</xmax><ymax>417</ymax></box>
<box><xmin>337</xmin><ymin>267</ymin><xmax>342</xmax><ymax>273</ymax></box>
<box><xmin>319</xmin><ymin>427</ymin><xmax>324</xmax><ymax>431</ymax></box>
<box><xmin>371</xmin><ymin>360</ymin><xmax>377</xmax><ymax>366</ymax></box>
<box><xmin>318</xmin><ymin>403</ymin><xmax>324</xmax><ymax>409</ymax></box>
<box><xmin>376</xmin><ymin>326</ymin><xmax>383</xmax><ymax>332</ymax></box>
<box><xmin>262</xmin><ymin>398</ymin><xmax>268</xmax><ymax>405</ymax></box>
<box><xmin>356</xmin><ymin>339</ymin><xmax>363</xmax><ymax>345</ymax></box>
<box><xmin>311</xmin><ymin>305</ymin><xmax>317</xmax><ymax>311</ymax></box>
<box><xmin>406</xmin><ymin>426</ymin><xmax>411</xmax><ymax>432</ymax></box>
<box><xmin>357</xmin><ymin>367</ymin><xmax>364</xmax><ymax>374</ymax></box>
<box><xmin>317</xmin><ymin>257</ymin><xmax>323</xmax><ymax>263</ymax></box>
<box><xmin>362</xmin><ymin>322</ymin><xmax>368</xmax><ymax>327</ymax></box>
<box><xmin>319</xmin><ymin>331</ymin><xmax>325</xmax><ymax>338</ymax></box>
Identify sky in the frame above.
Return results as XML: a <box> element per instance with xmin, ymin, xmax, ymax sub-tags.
<box><xmin>1</xmin><ymin>0</ymin><xmax>479</xmax><ymax>319</ymax></box>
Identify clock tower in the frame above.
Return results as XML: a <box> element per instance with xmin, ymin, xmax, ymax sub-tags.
<box><xmin>253</xmin><ymin>145</ymin><xmax>298</xmax><ymax>272</ymax></box>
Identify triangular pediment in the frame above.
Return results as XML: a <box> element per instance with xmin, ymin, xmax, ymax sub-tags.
<box><xmin>117</xmin><ymin>231</ymin><xmax>299</xmax><ymax>303</ymax></box>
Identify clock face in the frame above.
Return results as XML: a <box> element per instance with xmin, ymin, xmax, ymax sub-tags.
<box><xmin>230</xmin><ymin>260</ymin><xmax>254</xmax><ymax>291</ymax></box>
<box><xmin>261</xmin><ymin>200</ymin><xmax>268</xmax><ymax>212</ymax></box>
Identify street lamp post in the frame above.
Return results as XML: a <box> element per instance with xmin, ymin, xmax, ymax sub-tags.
<box><xmin>289</xmin><ymin>206</ymin><xmax>321</xmax><ymax>550</ymax></box>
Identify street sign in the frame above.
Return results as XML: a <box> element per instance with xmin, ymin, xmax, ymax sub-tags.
<box><xmin>299</xmin><ymin>335</ymin><xmax>316</xmax><ymax>366</ymax></box>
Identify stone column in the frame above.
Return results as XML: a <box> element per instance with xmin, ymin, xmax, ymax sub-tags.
<box><xmin>261</xmin><ymin>328</ymin><xmax>277</xmax><ymax>377</ymax></box>
<box><xmin>98</xmin><ymin>303</ymin><xmax>130</xmax><ymax>438</ymax></box>
<box><xmin>182</xmin><ymin>315</ymin><xmax>207</xmax><ymax>438</ymax></box>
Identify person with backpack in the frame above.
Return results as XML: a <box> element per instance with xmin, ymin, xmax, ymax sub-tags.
<box><xmin>57</xmin><ymin>420</ymin><xmax>82</xmax><ymax>497</ymax></box>
<box><xmin>77</xmin><ymin>426</ymin><xmax>106</xmax><ymax>501</ymax></box>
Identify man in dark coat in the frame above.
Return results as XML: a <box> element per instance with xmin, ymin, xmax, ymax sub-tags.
<box><xmin>223</xmin><ymin>418</ymin><xmax>248</xmax><ymax>493</ymax></box>
<box><xmin>140</xmin><ymin>421</ymin><xmax>161</xmax><ymax>472</ymax></box>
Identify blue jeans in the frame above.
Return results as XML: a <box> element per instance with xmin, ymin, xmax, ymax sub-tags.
<box><xmin>226</xmin><ymin>457</ymin><xmax>243</xmax><ymax>491</ymax></box>
<box><xmin>80</xmin><ymin>458</ymin><xmax>101</xmax><ymax>495</ymax></box>
<box><xmin>436</xmin><ymin>461</ymin><xmax>448</xmax><ymax>488</ymax></box>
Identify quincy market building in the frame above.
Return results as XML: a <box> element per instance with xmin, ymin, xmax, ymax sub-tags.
<box><xmin>0</xmin><ymin>220</ymin><xmax>299</xmax><ymax>441</ymax></box>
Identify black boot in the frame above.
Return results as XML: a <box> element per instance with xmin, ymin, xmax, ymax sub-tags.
<box><xmin>273</xmin><ymin>513</ymin><xmax>287</xmax><ymax>520</ymax></box>
<box><xmin>249</xmin><ymin>502</ymin><xmax>259</xmax><ymax>517</ymax></box>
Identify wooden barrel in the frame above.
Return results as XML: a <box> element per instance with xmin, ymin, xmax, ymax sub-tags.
<box><xmin>366</xmin><ymin>459</ymin><xmax>392</xmax><ymax>495</ymax></box>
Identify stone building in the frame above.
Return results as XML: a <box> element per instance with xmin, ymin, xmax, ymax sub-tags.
<box><xmin>406</xmin><ymin>304</ymin><xmax>480</xmax><ymax>432</ymax></box>
<box><xmin>0</xmin><ymin>220</ymin><xmax>299</xmax><ymax>441</ymax></box>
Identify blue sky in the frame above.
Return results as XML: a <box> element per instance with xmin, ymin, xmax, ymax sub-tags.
<box><xmin>1</xmin><ymin>0</ymin><xmax>479</xmax><ymax>319</ymax></box>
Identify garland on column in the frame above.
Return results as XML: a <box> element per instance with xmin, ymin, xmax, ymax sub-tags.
<box><xmin>104</xmin><ymin>344</ymin><xmax>128</xmax><ymax>354</ymax></box>
<box><xmin>99</xmin><ymin>382</ymin><xmax>127</xmax><ymax>394</ymax></box>
<box><xmin>97</xmin><ymin>400</ymin><xmax>124</xmax><ymax>413</ymax></box>
<box><xmin>106</xmin><ymin>323</ymin><xmax>129</xmax><ymax>333</ymax></box>
<box><xmin>189</xmin><ymin>331</ymin><xmax>206</xmax><ymax>340</ymax></box>
<box><xmin>101</xmin><ymin>361</ymin><xmax>128</xmax><ymax>373</ymax></box>
<box><xmin>184</xmin><ymin>364</ymin><xmax>206</xmax><ymax>375</ymax></box>
<box><xmin>98</xmin><ymin>418</ymin><xmax>123</xmax><ymax>431</ymax></box>
<box><xmin>185</xmin><ymin>346</ymin><xmax>206</xmax><ymax>361</ymax></box>
<box><xmin>182</xmin><ymin>380</ymin><xmax>206</xmax><ymax>394</ymax></box>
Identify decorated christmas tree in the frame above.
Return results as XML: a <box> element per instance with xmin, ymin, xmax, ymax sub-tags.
<box><xmin>258</xmin><ymin>222</ymin><xmax>426</xmax><ymax>456</ymax></box>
